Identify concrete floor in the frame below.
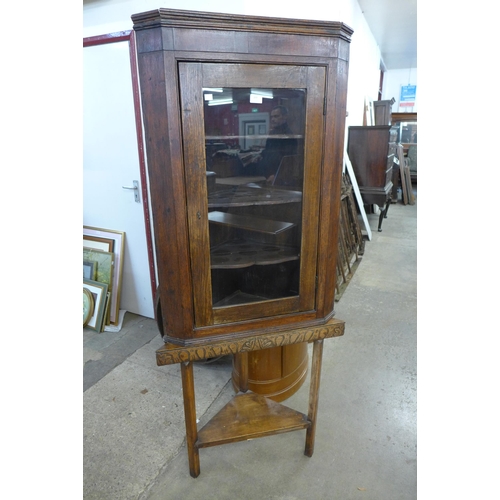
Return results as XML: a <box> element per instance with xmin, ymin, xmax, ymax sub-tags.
<box><xmin>83</xmin><ymin>194</ymin><xmax>417</xmax><ymax>500</ymax></box>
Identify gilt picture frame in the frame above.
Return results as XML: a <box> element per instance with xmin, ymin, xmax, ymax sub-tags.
<box><xmin>83</xmin><ymin>279</ymin><xmax>109</xmax><ymax>332</ymax></box>
<box><xmin>82</xmin><ymin>247</ymin><xmax>114</xmax><ymax>290</ymax></box>
<box><xmin>83</xmin><ymin>235</ymin><xmax>114</xmax><ymax>253</ymax></box>
<box><xmin>83</xmin><ymin>226</ymin><xmax>125</xmax><ymax>325</ymax></box>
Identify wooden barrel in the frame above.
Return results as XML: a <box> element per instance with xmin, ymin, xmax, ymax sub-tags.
<box><xmin>232</xmin><ymin>343</ymin><xmax>308</xmax><ymax>402</ymax></box>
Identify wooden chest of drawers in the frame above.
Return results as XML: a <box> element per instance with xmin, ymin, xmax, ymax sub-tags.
<box><xmin>347</xmin><ymin>125</ymin><xmax>396</xmax><ymax>231</ymax></box>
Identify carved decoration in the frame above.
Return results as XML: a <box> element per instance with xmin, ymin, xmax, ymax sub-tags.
<box><xmin>156</xmin><ymin>318</ymin><xmax>344</xmax><ymax>365</ymax></box>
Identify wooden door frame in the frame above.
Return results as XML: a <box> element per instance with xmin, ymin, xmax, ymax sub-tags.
<box><xmin>83</xmin><ymin>31</ymin><xmax>157</xmax><ymax>302</ymax></box>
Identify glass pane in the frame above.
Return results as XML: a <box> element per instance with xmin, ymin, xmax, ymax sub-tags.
<box><xmin>204</xmin><ymin>87</ymin><xmax>306</xmax><ymax>307</ymax></box>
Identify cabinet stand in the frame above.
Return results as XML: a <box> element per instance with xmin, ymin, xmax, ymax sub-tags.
<box><xmin>157</xmin><ymin>317</ymin><xmax>344</xmax><ymax>477</ymax></box>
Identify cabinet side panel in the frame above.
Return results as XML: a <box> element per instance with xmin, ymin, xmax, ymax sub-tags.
<box><xmin>316</xmin><ymin>53</ymin><xmax>350</xmax><ymax>316</ymax></box>
<box><xmin>298</xmin><ymin>65</ymin><xmax>326</xmax><ymax>311</ymax></box>
<box><xmin>348</xmin><ymin>127</ymin><xmax>391</xmax><ymax>188</ymax></box>
<box><xmin>135</xmin><ymin>39</ymin><xmax>194</xmax><ymax>339</ymax></box>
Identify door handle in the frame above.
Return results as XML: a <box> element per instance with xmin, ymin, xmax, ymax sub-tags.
<box><xmin>122</xmin><ymin>180</ymin><xmax>140</xmax><ymax>203</ymax></box>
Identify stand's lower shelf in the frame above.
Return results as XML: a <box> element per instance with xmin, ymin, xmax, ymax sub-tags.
<box><xmin>197</xmin><ymin>391</ymin><xmax>309</xmax><ymax>448</ymax></box>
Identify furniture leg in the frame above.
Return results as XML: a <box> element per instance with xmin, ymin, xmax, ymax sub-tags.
<box><xmin>180</xmin><ymin>360</ymin><xmax>200</xmax><ymax>478</ymax></box>
<box><xmin>304</xmin><ymin>339</ymin><xmax>324</xmax><ymax>457</ymax></box>
<box><xmin>239</xmin><ymin>351</ymin><xmax>249</xmax><ymax>393</ymax></box>
<box><xmin>377</xmin><ymin>208</ymin><xmax>384</xmax><ymax>232</ymax></box>
<box><xmin>383</xmin><ymin>199</ymin><xmax>391</xmax><ymax>218</ymax></box>
<box><xmin>377</xmin><ymin>201</ymin><xmax>391</xmax><ymax>232</ymax></box>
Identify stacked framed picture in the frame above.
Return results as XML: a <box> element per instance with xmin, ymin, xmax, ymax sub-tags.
<box><xmin>83</xmin><ymin>226</ymin><xmax>125</xmax><ymax>331</ymax></box>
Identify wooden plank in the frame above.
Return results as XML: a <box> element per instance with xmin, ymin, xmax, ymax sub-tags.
<box><xmin>180</xmin><ymin>361</ymin><xmax>201</xmax><ymax>478</ymax></box>
<box><xmin>305</xmin><ymin>339</ymin><xmax>324</xmax><ymax>456</ymax></box>
<box><xmin>208</xmin><ymin>186</ymin><xmax>302</xmax><ymax>208</ymax></box>
<box><xmin>196</xmin><ymin>392</ymin><xmax>310</xmax><ymax>448</ymax></box>
<box><xmin>405</xmin><ymin>165</ymin><xmax>415</xmax><ymax>205</ymax></box>
<box><xmin>210</xmin><ymin>240</ymin><xmax>299</xmax><ymax>269</ymax></box>
<box><xmin>397</xmin><ymin>145</ymin><xmax>409</xmax><ymax>205</ymax></box>
<box><xmin>215</xmin><ymin>176</ymin><xmax>266</xmax><ymax>185</ymax></box>
<box><xmin>208</xmin><ymin>211</ymin><xmax>295</xmax><ymax>234</ymax></box>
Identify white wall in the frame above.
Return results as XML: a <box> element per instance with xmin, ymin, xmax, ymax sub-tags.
<box><xmin>83</xmin><ymin>0</ymin><xmax>386</xmax><ymax>126</ymax></box>
<box><xmin>383</xmin><ymin>67</ymin><xmax>418</xmax><ymax>113</ymax></box>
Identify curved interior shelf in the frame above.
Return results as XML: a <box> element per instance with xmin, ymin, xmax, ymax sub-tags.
<box><xmin>208</xmin><ymin>211</ymin><xmax>295</xmax><ymax>235</ymax></box>
<box><xmin>210</xmin><ymin>239</ymin><xmax>299</xmax><ymax>269</ymax></box>
<box><xmin>208</xmin><ymin>186</ymin><xmax>302</xmax><ymax>208</ymax></box>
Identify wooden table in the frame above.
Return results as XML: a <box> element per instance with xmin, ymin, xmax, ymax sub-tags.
<box><xmin>156</xmin><ymin>317</ymin><xmax>345</xmax><ymax>477</ymax></box>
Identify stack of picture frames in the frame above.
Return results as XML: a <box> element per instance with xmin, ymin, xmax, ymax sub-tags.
<box><xmin>83</xmin><ymin>226</ymin><xmax>125</xmax><ymax>332</ymax></box>
<box><xmin>397</xmin><ymin>144</ymin><xmax>415</xmax><ymax>206</ymax></box>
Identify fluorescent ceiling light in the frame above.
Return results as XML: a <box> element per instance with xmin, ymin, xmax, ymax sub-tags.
<box><xmin>207</xmin><ymin>98</ymin><xmax>233</xmax><ymax>106</ymax></box>
<box><xmin>250</xmin><ymin>88</ymin><xmax>273</xmax><ymax>99</ymax></box>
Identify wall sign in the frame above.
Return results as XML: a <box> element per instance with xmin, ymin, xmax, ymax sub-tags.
<box><xmin>400</xmin><ymin>85</ymin><xmax>416</xmax><ymax>108</ymax></box>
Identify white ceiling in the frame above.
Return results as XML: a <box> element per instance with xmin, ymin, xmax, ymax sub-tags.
<box><xmin>357</xmin><ymin>0</ymin><xmax>417</xmax><ymax>70</ymax></box>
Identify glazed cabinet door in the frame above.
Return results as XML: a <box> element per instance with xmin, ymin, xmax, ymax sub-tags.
<box><xmin>179</xmin><ymin>62</ymin><xmax>326</xmax><ymax>327</ymax></box>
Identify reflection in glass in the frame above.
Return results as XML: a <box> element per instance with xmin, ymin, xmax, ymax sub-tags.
<box><xmin>393</xmin><ymin>121</ymin><xmax>417</xmax><ymax>144</ymax></box>
<box><xmin>204</xmin><ymin>88</ymin><xmax>306</xmax><ymax>307</ymax></box>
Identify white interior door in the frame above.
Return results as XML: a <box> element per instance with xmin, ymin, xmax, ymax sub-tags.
<box><xmin>83</xmin><ymin>38</ymin><xmax>155</xmax><ymax>319</ymax></box>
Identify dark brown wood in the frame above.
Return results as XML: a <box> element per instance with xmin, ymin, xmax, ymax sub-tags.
<box><xmin>391</xmin><ymin>112</ymin><xmax>417</xmax><ymax>123</ymax></box>
<box><xmin>373</xmin><ymin>98</ymin><xmax>395</xmax><ymax>125</ymax></box>
<box><xmin>347</xmin><ymin>125</ymin><xmax>395</xmax><ymax>232</ymax></box>
<box><xmin>335</xmin><ymin>176</ymin><xmax>363</xmax><ymax>301</ymax></box>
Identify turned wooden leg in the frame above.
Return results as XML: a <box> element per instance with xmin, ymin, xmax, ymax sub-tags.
<box><xmin>305</xmin><ymin>339</ymin><xmax>324</xmax><ymax>457</ymax></box>
<box><xmin>180</xmin><ymin>360</ymin><xmax>200</xmax><ymax>478</ymax></box>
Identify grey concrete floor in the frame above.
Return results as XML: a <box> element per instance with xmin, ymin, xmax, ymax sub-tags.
<box><xmin>83</xmin><ymin>193</ymin><xmax>417</xmax><ymax>500</ymax></box>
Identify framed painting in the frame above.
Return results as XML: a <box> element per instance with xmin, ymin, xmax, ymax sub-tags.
<box><xmin>83</xmin><ymin>259</ymin><xmax>98</xmax><ymax>280</ymax></box>
<box><xmin>83</xmin><ymin>287</ymin><xmax>94</xmax><ymax>327</ymax></box>
<box><xmin>83</xmin><ymin>226</ymin><xmax>125</xmax><ymax>325</ymax></box>
<box><xmin>82</xmin><ymin>247</ymin><xmax>114</xmax><ymax>290</ymax></box>
<box><xmin>83</xmin><ymin>235</ymin><xmax>114</xmax><ymax>253</ymax></box>
<box><xmin>83</xmin><ymin>279</ymin><xmax>109</xmax><ymax>332</ymax></box>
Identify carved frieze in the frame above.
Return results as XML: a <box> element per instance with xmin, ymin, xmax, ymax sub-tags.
<box><xmin>156</xmin><ymin>318</ymin><xmax>344</xmax><ymax>365</ymax></box>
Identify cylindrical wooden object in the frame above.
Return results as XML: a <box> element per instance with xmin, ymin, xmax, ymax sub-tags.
<box><xmin>232</xmin><ymin>343</ymin><xmax>308</xmax><ymax>402</ymax></box>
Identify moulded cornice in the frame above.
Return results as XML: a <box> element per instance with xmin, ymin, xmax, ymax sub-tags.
<box><xmin>131</xmin><ymin>8</ymin><xmax>353</xmax><ymax>42</ymax></box>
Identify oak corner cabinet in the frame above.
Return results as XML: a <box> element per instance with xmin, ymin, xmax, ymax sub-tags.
<box><xmin>132</xmin><ymin>8</ymin><xmax>351</xmax><ymax>478</ymax></box>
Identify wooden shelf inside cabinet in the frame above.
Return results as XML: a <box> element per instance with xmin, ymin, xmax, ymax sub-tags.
<box><xmin>213</xmin><ymin>290</ymin><xmax>268</xmax><ymax>307</ymax></box>
<box><xmin>208</xmin><ymin>211</ymin><xmax>295</xmax><ymax>235</ymax></box>
<box><xmin>208</xmin><ymin>186</ymin><xmax>302</xmax><ymax>208</ymax></box>
<box><xmin>210</xmin><ymin>239</ymin><xmax>299</xmax><ymax>269</ymax></box>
